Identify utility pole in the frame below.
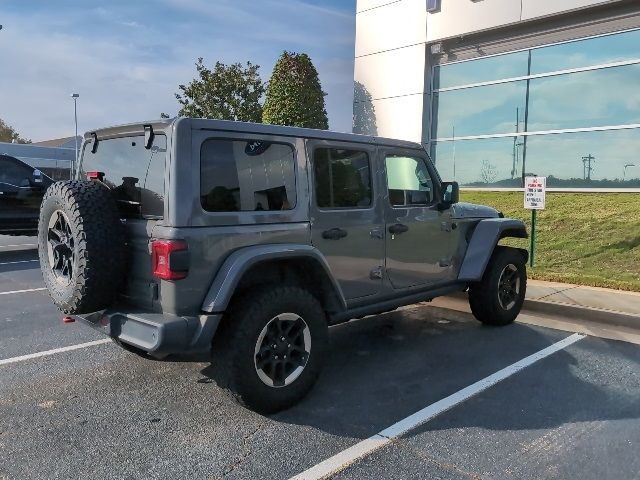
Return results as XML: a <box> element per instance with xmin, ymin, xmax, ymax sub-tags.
<box><xmin>582</xmin><ymin>154</ymin><xmax>595</xmax><ymax>181</ymax></box>
<box><xmin>71</xmin><ymin>93</ymin><xmax>79</xmax><ymax>179</ymax></box>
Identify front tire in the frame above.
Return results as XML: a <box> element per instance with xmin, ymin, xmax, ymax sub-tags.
<box><xmin>469</xmin><ymin>247</ymin><xmax>527</xmax><ymax>326</ymax></box>
<box><xmin>211</xmin><ymin>286</ymin><xmax>328</xmax><ymax>414</ymax></box>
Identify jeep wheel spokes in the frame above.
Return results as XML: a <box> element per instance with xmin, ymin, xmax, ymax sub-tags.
<box><xmin>47</xmin><ymin>210</ymin><xmax>75</xmax><ymax>284</ymax></box>
<box><xmin>498</xmin><ymin>263</ymin><xmax>520</xmax><ymax>310</ymax></box>
<box><xmin>254</xmin><ymin>313</ymin><xmax>311</xmax><ymax>388</ymax></box>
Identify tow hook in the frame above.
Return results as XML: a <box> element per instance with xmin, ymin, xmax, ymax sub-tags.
<box><xmin>62</xmin><ymin>316</ymin><xmax>75</xmax><ymax>324</ymax></box>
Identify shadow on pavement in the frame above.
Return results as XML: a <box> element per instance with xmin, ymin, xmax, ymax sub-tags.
<box><xmin>0</xmin><ymin>249</ymin><xmax>40</xmax><ymax>274</ymax></box>
<box><xmin>263</xmin><ymin>307</ymin><xmax>639</xmax><ymax>439</ymax></box>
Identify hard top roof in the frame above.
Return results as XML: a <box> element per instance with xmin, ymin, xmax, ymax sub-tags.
<box><xmin>84</xmin><ymin>117</ymin><xmax>424</xmax><ymax>150</ymax></box>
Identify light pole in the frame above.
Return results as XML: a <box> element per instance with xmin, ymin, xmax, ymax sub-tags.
<box><xmin>71</xmin><ymin>93</ymin><xmax>79</xmax><ymax>179</ymax></box>
<box><xmin>623</xmin><ymin>163</ymin><xmax>635</xmax><ymax>182</ymax></box>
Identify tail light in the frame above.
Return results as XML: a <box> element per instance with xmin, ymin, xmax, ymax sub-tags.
<box><xmin>86</xmin><ymin>171</ymin><xmax>105</xmax><ymax>181</ymax></box>
<box><xmin>151</xmin><ymin>240</ymin><xmax>189</xmax><ymax>280</ymax></box>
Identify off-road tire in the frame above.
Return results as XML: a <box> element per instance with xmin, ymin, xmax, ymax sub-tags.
<box><xmin>211</xmin><ymin>286</ymin><xmax>328</xmax><ymax>414</ymax></box>
<box><xmin>468</xmin><ymin>246</ymin><xmax>527</xmax><ymax>326</ymax></box>
<box><xmin>38</xmin><ymin>180</ymin><xmax>126</xmax><ymax>314</ymax></box>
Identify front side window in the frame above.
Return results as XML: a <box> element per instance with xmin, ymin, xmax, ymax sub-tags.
<box><xmin>313</xmin><ymin>148</ymin><xmax>372</xmax><ymax>209</ymax></box>
<box><xmin>385</xmin><ymin>155</ymin><xmax>434</xmax><ymax>207</ymax></box>
<box><xmin>200</xmin><ymin>139</ymin><xmax>296</xmax><ymax>212</ymax></box>
<box><xmin>0</xmin><ymin>159</ymin><xmax>32</xmax><ymax>186</ymax></box>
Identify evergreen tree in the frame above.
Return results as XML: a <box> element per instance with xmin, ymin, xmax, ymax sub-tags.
<box><xmin>262</xmin><ymin>52</ymin><xmax>328</xmax><ymax>129</ymax></box>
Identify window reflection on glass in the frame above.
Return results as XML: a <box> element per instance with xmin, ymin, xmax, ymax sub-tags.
<box><xmin>200</xmin><ymin>139</ymin><xmax>296</xmax><ymax>212</ymax></box>
<box><xmin>433</xmin><ymin>81</ymin><xmax>527</xmax><ymax>138</ymax></box>
<box><xmin>385</xmin><ymin>155</ymin><xmax>434</xmax><ymax>206</ymax></box>
<box><xmin>314</xmin><ymin>148</ymin><xmax>371</xmax><ymax>209</ymax></box>
<box><xmin>528</xmin><ymin>64</ymin><xmax>640</xmax><ymax>131</ymax></box>
<box><xmin>525</xmin><ymin>129</ymin><xmax>640</xmax><ymax>187</ymax></box>
<box><xmin>434</xmin><ymin>50</ymin><xmax>529</xmax><ymax>90</ymax></box>
<box><xmin>531</xmin><ymin>29</ymin><xmax>640</xmax><ymax>75</ymax></box>
<box><xmin>433</xmin><ymin>137</ymin><xmax>524</xmax><ymax>187</ymax></box>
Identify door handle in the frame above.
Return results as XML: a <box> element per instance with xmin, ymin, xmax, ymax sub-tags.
<box><xmin>388</xmin><ymin>223</ymin><xmax>409</xmax><ymax>234</ymax></box>
<box><xmin>322</xmin><ymin>227</ymin><xmax>348</xmax><ymax>240</ymax></box>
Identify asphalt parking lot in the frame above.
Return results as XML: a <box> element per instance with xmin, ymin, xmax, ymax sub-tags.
<box><xmin>1</xmin><ymin>235</ymin><xmax>639</xmax><ymax>480</ymax></box>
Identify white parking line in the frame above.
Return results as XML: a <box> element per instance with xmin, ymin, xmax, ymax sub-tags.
<box><xmin>290</xmin><ymin>332</ymin><xmax>586</xmax><ymax>480</ymax></box>
<box><xmin>0</xmin><ymin>243</ymin><xmax>37</xmax><ymax>249</ymax></box>
<box><xmin>0</xmin><ymin>287</ymin><xmax>47</xmax><ymax>295</ymax></box>
<box><xmin>0</xmin><ymin>259</ymin><xmax>39</xmax><ymax>266</ymax></box>
<box><xmin>0</xmin><ymin>339</ymin><xmax>112</xmax><ymax>366</ymax></box>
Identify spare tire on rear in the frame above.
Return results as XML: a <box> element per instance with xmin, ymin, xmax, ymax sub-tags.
<box><xmin>38</xmin><ymin>180</ymin><xmax>126</xmax><ymax>314</ymax></box>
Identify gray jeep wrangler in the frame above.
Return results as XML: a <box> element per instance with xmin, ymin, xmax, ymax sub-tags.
<box><xmin>38</xmin><ymin>118</ymin><xmax>528</xmax><ymax>413</ymax></box>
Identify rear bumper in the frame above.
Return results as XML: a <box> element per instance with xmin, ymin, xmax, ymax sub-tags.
<box><xmin>74</xmin><ymin>307</ymin><xmax>222</xmax><ymax>356</ymax></box>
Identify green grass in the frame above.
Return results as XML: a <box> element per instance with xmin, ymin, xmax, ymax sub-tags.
<box><xmin>460</xmin><ymin>191</ymin><xmax>640</xmax><ymax>292</ymax></box>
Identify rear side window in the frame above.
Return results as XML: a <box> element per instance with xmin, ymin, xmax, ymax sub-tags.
<box><xmin>313</xmin><ymin>148</ymin><xmax>372</xmax><ymax>209</ymax></box>
<box><xmin>200</xmin><ymin>139</ymin><xmax>296</xmax><ymax>212</ymax></box>
<box><xmin>80</xmin><ymin>135</ymin><xmax>166</xmax><ymax>218</ymax></box>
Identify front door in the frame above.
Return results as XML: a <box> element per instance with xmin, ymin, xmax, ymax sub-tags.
<box><xmin>382</xmin><ymin>151</ymin><xmax>458</xmax><ymax>289</ymax></box>
<box><xmin>308</xmin><ymin>141</ymin><xmax>385</xmax><ymax>300</ymax></box>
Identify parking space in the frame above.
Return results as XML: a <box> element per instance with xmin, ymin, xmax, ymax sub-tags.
<box><xmin>1</xmin><ymin>235</ymin><xmax>639</xmax><ymax>479</ymax></box>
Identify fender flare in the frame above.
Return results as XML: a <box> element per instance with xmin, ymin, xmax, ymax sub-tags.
<box><xmin>458</xmin><ymin>218</ymin><xmax>528</xmax><ymax>282</ymax></box>
<box><xmin>201</xmin><ymin>244</ymin><xmax>347</xmax><ymax>313</ymax></box>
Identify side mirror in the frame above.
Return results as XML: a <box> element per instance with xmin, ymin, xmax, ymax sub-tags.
<box><xmin>439</xmin><ymin>181</ymin><xmax>459</xmax><ymax>209</ymax></box>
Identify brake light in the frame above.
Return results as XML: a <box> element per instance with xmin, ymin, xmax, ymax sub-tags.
<box><xmin>151</xmin><ymin>240</ymin><xmax>188</xmax><ymax>280</ymax></box>
<box><xmin>86</xmin><ymin>171</ymin><xmax>105</xmax><ymax>181</ymax></box>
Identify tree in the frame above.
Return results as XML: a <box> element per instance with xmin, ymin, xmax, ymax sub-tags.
<box><xmin>174</xmin><ymin>58</ymin><xmax>265</xmax><ymax>122</ymax></box>
<box><xmin>479</xmin><ymin>159</ymin><xmax>498</xmax><ymax>184</ymax></box>
<box><xmin>0</xmin><ymin>118</ymin><xmax>31</xmax><ymax>144</ymax></box>
<box><xmin>353</xmin><ymin>81</ymin><xmax>377</xmax><ymax>136</ymax></box>
<box><xmin>262</xmin><ymin>51</ymin><xmax>328</xmax><ymax>130</ymax></box>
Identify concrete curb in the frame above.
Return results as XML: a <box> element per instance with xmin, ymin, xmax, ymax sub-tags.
<box><xmin>522</xmin><ymin>298</ymin><xmax>640</xmax><ymax>330</ymax></box>
<box><xmin>448</xmin><ymin>292</ymin><xmax>640</xmax><ymax>330</ymax></box>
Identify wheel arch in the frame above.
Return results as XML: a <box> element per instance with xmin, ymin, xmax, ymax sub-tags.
<box><xmin>201</xmin><ymin>244</ymin><xmax>347</xmax><ymax>316</ymax></box>
<box><xmin>458</xmin><ymin>219</ymin><xmax>528</xmax><ymax>282</ymax></box>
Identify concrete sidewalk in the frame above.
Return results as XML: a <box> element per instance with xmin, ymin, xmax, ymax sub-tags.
<box><xmin>435</xmin><ymin>279</ymin><xmax>640</xmax><ymax>332</ymax></box>
<box><xmin>527</xmin><ymin>280</ymin><xmax>640</xmax><ymax>317</ymax></box>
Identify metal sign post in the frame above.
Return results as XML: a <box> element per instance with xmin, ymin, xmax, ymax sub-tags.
<box><xmin>524</xmin><ymin>176</ymin><xmax>546</xmax><ymax>267</ymax></box>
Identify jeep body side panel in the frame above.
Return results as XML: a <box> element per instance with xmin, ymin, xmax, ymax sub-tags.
<box><xmin>458</xmin><ymin>218</ymin><xmax>528</xmax><ymax>282</ymax></box>
<box><xmin>201</xmin><ymin>244</ymin><xmax>347</xmax><ymax>313</ymax></box>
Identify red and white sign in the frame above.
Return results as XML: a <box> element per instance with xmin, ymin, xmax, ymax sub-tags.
<box><xmin>524</xmin><ymin>176</ymin><xmax>546</xmax><ymax>210</ymax></box>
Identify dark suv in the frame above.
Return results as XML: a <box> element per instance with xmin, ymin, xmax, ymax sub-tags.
<box><xmin>0</xmin><ymin>154</ymin><xmax>53</xmax><ymax>236</ymax></box>
<box><xmin>38</xmin><ymin>118</ymin><xmax>528</xmax><ymax>413</ymax></box>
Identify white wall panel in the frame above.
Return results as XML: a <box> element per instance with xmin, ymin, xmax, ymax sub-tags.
<box><xmin>522</xmin><ymin>0</ymin><xmax>620</xmax><ymax>20</ymax></box>
<box><xmin>354</xmin><ymin>44</ymin><xmax>426</xmax><ymax>102</ymax></box>
<box><xmin>356</xmin><ymin>0</ymin><xmax>401</xmax><ymax>13</ymax></box>
<box><xmin>426</xmin><ymin>0</ymin><xmax>521</xmax><ymax>42</ymax></box>
<box><xmin>355</xmin><ymin>0</ymin><xmax>427</xmax><ymax>57</ymax></box>
<box><xmin>354</xmin><ymin>94</ymin><xmax>425</xmax><ymax>142</ymax></box>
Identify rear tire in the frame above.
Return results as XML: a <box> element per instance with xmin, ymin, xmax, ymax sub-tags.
<box><xmin>211</xmin><ymin>286</ymin><xmax>328</xmax><ymax>414</ymax></box>
<box><xmin>469</xmin><ymin>247</ymin><xmax>527</xmax><ymax>326</ymax></box>
<box><xmin>38</xmin><ymin>180</ymin><xmax>126</xmax><ymax>314</ymax></box>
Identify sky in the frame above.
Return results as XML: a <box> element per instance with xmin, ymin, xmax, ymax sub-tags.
<box><xmin>0</xmin><ymin>0</ymin><xmax>356</xmax><ymax>142</ymax></box>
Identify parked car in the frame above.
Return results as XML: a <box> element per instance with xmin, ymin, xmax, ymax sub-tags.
<box><xmin>0</xmin><ymin>154</ymin><xmax>53</xmax><ymax>236</ymax></box>
<box><xmin>37</xmin><ymin>118</ymin><xmax>528</xmax><ymax>413</ymax></box>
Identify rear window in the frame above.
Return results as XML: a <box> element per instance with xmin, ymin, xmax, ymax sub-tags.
<box><xmin>200</xmin><ymin>139</ymin><xmax>296</xmax><ymax>212</ymax></box>
<box><xmin>80</xmin><ymin>135</ymin><xmax>166</xmax><ymax>218</ymax></box>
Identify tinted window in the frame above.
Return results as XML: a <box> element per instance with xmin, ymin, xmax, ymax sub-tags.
<box><xmin>201</xmin><ymin>139</ymin><xmax>296</xmax><ymax>212</ymax></box>
<box><xmin>434</xmin><ymin>50</ymin><xmax>529</xmax><ymax>89</ymax></box>
<box><xmin>0</xmin><ymin>158</ymin><xmax>33</xmax><ymax>185</ymax></box>
<box><xmin>313</xmin><ymin>148</ymin><xmax>371</xmax><ymax>209</ymax></box>
<box><xmin>80</xmin><ymin>135</ymin><xmax>166</xmax><ymax>218</ymax></box>
<box><xmin>531</xmin><ymin>29</ymin><xmax>640</xmax><ymax>75</ymax></box>
<box><xmin>385</xmin><ymin>155</ymin><xmax>434</xmax><ymax>206</ymax></box>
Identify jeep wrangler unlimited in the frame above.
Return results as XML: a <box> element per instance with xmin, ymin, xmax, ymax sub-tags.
<box><xmin>38</xmin><ymin>118</ymin><xmax>528</xmax><ymax>413</ymax></box>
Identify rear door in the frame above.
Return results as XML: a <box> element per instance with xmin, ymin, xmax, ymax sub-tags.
<box><xmin>307</xmin><ymin>140</ymin><xmax>385</xmax><ymax>300</ymax></box>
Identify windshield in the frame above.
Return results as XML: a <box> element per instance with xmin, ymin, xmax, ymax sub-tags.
<box><xmin>79</xmin><ymin>134</ymin><xmax>167</xmax><ymax>219</ymax></box>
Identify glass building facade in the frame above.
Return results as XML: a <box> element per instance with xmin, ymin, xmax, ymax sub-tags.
<box><xmin>430</xmin><ymin>28</ymin><xmax>640</xmax><ymax>188</ymax></box>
